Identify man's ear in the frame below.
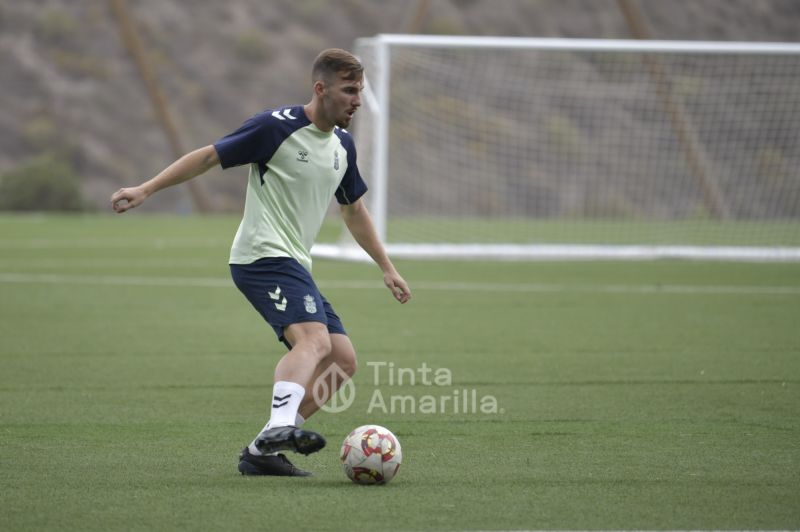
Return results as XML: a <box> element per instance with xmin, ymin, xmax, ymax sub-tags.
<box><xmin>313</xmin><ymin>80</ymin><xmax>326</xmax><ymax>97</ymax></box>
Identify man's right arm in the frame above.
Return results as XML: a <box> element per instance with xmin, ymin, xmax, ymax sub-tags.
<box><xmin>111</xmin><ymin>145</ymin><xmax>219</xmax><ymax>213</ymax></box>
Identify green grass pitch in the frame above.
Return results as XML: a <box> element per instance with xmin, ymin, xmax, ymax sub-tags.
<box><xmin>1</xmin><ymin>214</ymin><xmax>799</xmax><ymax>530</ymax></box>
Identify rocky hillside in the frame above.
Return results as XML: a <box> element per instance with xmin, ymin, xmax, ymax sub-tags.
<box><xmin>1</xmin><ymin>0</ymin><xmax>798</xmax><ymax>212</ymax></box>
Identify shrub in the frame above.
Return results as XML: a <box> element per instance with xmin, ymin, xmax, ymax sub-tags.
<box><xmin>0</xmin><ymin>153</ymin><xmax>86</xmax><ymax>211</ymax></box>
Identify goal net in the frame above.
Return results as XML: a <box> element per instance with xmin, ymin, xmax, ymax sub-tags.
<box><xmin>314</xmin><ymin>35</ymin><xmax>800</xmax><ymax>261</ymax></box>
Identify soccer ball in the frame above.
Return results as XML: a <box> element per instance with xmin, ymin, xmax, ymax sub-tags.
<box><xmin>340</xmin><ymin>424</ymin><xmax>402</xmax><ymax>485</ymax></box>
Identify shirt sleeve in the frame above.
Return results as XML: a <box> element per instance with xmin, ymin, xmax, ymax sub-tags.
<box><xmin>214</xmin><ymin>112</ymin><xmax>278</xmax><ymax>169</ymax></box>
<box><xmin>334</xmin><ymin>133</ymin><xmax>368</xmax><ymax>205</ymax></box>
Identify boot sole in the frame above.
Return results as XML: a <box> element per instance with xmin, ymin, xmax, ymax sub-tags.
<box><xmin>255</xmin><ymin>429</ymin><xmax>327</xmax><ymax>456</ymax></box>
<box><xmin>238</xmin><ymin>459</ymin><xmax>312</xmax><ymax>477</ymax></box>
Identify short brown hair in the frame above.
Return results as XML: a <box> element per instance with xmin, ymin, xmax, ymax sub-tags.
<box><xmin>312</xmin><ymin>48</ymin><xmax>363</xmax><ymax>83</ymax></box>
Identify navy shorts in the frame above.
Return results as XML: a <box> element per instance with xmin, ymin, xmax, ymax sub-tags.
<box><xmin>230</xmin><ymin>257</ymin><xmax>346</xmax><ymax>348</ymax></box>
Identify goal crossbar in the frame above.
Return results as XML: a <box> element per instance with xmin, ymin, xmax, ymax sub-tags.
<box><xmin>362</xmin><ymin>35</ymin><xmax>800</xmax><ymax>55</ymax></box>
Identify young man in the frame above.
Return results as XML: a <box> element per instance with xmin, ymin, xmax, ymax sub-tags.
<box><xmin>111</xmin><ymin>49</ymin><xmax>411</xmax><ymax>476</ymax></box>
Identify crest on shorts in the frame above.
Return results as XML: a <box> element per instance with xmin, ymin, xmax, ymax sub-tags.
<box><xmin>304</xmin><ymin>294</ymin><xmax>317</xmax><ymax>314</ymax></box>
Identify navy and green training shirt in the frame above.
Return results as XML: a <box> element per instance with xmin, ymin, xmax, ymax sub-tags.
<box><xmin>214</xmin><ymin>105</ymin><xmax>367</xmax><ymax>271</ymax></box>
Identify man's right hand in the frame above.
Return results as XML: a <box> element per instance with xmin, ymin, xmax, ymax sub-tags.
<box><xmin>109</xmin><ymin>145</ymin><xmax>220</xmax><ymax>214</ymax></box>
<box><xmin>111</xmin><ymin>185</ymin><xmax>147</xmax><ymax>213</ymax></box>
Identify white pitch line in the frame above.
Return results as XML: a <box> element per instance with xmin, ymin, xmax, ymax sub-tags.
<box><xmin>0</xmin><ymin>258</ymin><xmax>219</xmax><ymax>268</ymax></box>
<box><xmin>0</xmin><ymin>272</ymin><xmax>231</xmax><ymax>288</ymax></box>
<box><xmin>0</xmin><ymin>238</ymin><xmax>228</xmax><ymax>249</ymax></box>
<box><xmin>1</xmin><ymin>272</ymin><xmax>799</xmax><ymax>296</ymax></box>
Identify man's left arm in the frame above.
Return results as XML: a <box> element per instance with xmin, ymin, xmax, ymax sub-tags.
<box><xmin>340</xmin><ymin>198</ymin><xmax>411</xmax><ymax>304</ymax></box>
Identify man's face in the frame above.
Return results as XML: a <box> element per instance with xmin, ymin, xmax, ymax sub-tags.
<box><xmin>321</xmin><ymin>72</ymin><xmax>363</xmax><ymax>129</ymax></box>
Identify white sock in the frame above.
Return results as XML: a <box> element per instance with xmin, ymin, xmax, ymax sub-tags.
<box><xmin>247</xmin><ymin>381</ymin><xmax>305</xmax><ymax>456</ymax></box>
<box><xmin>268</xmin><ymin>381</ymin><xmax>305</xmax><ymax>428</ymax></box>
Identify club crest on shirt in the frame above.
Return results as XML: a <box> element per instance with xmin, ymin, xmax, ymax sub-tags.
<box><xmin>304</xmin><ymin>294</ymin><xmax>317</xmax><ymax>314</ymax></box>
<box><xmin>334</xmin><ymin>150</ymin><xmax>339</xmax><ymax>170</ymax></box>
<box><xmin>297</xmin><ymin>150</ymin><xmax>309</xmax><ymax>163</ymax></box>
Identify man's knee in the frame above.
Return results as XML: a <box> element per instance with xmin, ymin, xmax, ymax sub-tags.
<box><xmin>286</xmin><ymin>323</ymin><xmax>332</xmax><ymax>360</ymax></box>
<box><xmin>331</xmin><ymin>335</ymin><xmax>357</xmax><ymax>378</ymax></box>
<box><xmin>340</xmin><ymin>350</ymin><xmax>357</xmax><ymax>378</ymax></box>
<box><xmin>305</xmin><ymin>331</ymin><xmax>332</xmax><ymax>360</ymax></box>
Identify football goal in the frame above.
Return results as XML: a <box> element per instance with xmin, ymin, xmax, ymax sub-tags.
<box><xmin>314</xmin><ymin>35</ymin><xmax>800</xmax><ymax>261</ymax></box>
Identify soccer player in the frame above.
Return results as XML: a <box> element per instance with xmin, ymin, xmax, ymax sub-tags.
<box><xmin>110</xmin><ymin>49</ymin><xmax>411</xmax><ymax>476</ymax></box>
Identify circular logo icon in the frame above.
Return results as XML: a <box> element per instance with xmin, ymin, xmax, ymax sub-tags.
<box><xmin>312</xmin><ymin>362</ymin><xmax>356</xmax><ymax>413</ymax></box>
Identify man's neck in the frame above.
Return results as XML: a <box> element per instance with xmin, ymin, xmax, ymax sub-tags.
<box><xmin>303</xmin><ymin>102</ymin><xmax>334</xmax><ymax>132</ymax></box>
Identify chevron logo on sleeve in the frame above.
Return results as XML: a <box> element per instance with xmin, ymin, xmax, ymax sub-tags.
<box><xmin>271</xmin><ymin>108</ymin><xmax>297</xmax><ymax>120</ymax></box>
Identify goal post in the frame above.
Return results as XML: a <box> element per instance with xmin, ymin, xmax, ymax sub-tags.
<box><xmin>313</xmin><ymin>35</ymin><xmax>800</xmax><ymax>262</ymax></box>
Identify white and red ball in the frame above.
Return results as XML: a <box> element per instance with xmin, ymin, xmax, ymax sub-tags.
<box><xmin>340</xmin><ymin>424</ymin><xmax>402</xmax><ymax>485</ymax></box>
